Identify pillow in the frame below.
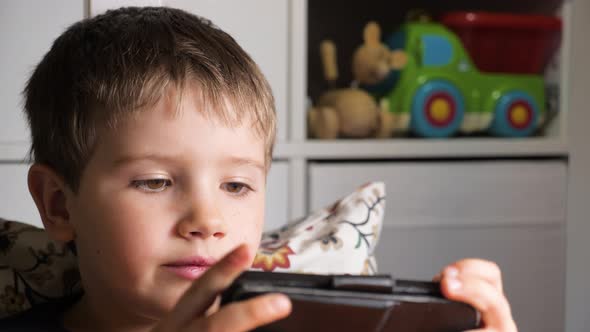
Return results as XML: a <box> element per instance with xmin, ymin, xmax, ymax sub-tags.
<box><xmin>0</xmin><ymin>181</ymin><xmax>385</xmax><ymax>318</ymax></box>
<box><xmin>250</xmin><ymin>182</ymin><xmax>384</xmax><ymax>275</ymax></box>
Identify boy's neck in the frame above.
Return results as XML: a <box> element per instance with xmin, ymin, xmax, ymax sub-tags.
<box><xmin>62</xmin><ymin>293</ymin><xmax>158</xmax><ymax>332</ymax></box>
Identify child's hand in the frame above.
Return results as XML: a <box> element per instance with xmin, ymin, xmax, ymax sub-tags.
<box><xmin>152</xmin><ymin>244</ymin><xmax>291</xmax><ymax>332</ymax></box>
<box><xmin>435</xmin><ymin>259</ymin><xmax>518</xmax><ymax>332</ymax></box>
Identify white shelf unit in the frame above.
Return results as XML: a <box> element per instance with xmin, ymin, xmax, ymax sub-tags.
<box><xmin>284</xmin><ymin>0</ymin><xmax>572</xmax><ymax>218</ymax></box>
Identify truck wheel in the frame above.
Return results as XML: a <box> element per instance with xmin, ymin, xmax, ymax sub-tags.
<box><xmin>411</xmin><ymin>80</ymin><xmax>465</xmax><ymax>138</ymax></box>
<box><xmin>489</xmin><ymin>91</ymin><xmax>539</xmax><ymax>137</ymax></box>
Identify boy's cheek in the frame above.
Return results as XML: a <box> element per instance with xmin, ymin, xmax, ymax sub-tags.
<box><xmin>227</xmin><ymin>229</ymin><xmax>262</xmax><ymax>253</ymax></box>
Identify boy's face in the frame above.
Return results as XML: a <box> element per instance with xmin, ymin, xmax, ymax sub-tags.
<box><xmin>65</xmin><ymin>87</ymin><xmax>267</xmax><ymax>317</ymax></box>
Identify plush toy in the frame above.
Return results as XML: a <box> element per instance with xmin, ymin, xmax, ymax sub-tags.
<box><xmin>351</xmin><ymin>22</ymin><xmax>409</xmax><ymax>133</ymax></box>
<box><xmin>307</xmin><ymin>40</ymin><xmax>395</xmax><ymax>139</ymax></box>
<box><xmin>352</xmin><ymin>21</ymin><xmax>407</xmax><ymax>87</ymax></box>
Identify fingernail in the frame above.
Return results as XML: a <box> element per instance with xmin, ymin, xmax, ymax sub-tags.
<box><xmin>445</xmin><ymin>267</ymin><xmax>459</xmax><ymax>278</ymax></box>
<box><xmin>271</xmin><ymin>294</ymin><xmax>291</xmax><ymax>312</ymax></box>
<box><xmin>448</xmin><ymin>278</ymin><xmax>462</xmax><ymax>292</ymax></box>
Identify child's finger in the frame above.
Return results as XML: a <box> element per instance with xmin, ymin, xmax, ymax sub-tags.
<box><xmin>432</xmin><ymin>272</ymin><xmax>442</xmax><ymax>282</ymax></box>
<box><xmin>188</xmin><ymin>293</ymin><xmax>292</xmax><ymax>332</ymax></box>
<box><xmin>443</xmin><ymin>259</ymin><xmax>503</xmax><ymax>292</ymax></box>
<box><xmin>161</xmin><ymin>243</ymin><xmax>252</xmax><ymax>329</ymax></box>
<box><xmin>441</xmin><ymin>275</ymin><xmax>517</xmax><ymax>332</ymax></box>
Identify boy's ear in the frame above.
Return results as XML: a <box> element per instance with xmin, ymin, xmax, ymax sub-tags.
<box><xmin>27</xmin><ymin>163</ymin><xmax>76</xmax><ymax>243</ymax></box>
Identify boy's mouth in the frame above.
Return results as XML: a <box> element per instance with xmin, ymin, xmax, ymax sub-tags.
<box><xmin>163</xmin><ymin>256</ymin><xmax>217</xmax><ymax>280</ymax></box>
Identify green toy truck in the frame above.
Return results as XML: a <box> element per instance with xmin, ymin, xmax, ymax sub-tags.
<box><xmin>360</xmin><ymin>13</ymin><xmax>561</xmax><ymax>138</ymax></box>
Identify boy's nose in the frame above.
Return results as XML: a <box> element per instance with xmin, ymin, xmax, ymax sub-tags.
<box><xmin>176</xmin><ymin>202</ymin><xmax>226</xmax><ymax>240</ymax></box>
<box><xmin>177</xmin><ymin>220</ymin><xmax>226</xmax><ymax>239</ymax></box>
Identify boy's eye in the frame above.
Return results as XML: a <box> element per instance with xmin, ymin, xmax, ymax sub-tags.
<box><xmin>132</xmin><ymin>179</ymin><xmax>172</xmax><ymax>193</ymax></box>
<box><xmin>222</xmin><ymin>182</ymin><xmax>251</xmax><ymax>196</ymax></box>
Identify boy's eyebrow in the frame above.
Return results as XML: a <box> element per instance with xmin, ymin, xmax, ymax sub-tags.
<box><xmin>221</xmin><ymin>156</ymin><xmax>266</xmax><ymax>174</ymax></box>
<box><xmin>112</xmin><ymin>154</ymin><xmax>183</xmax><ymax>167</ymax></box>
<box><xmin>112</xmin><ymin>154</ymin><xmax>265</xmax><ymax>173</ymax></box>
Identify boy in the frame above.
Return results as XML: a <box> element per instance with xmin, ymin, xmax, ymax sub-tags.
<box><xmin>1</xmin><ymin>6</ymin><xmax>517</xmax><ymax>332</ymax></box>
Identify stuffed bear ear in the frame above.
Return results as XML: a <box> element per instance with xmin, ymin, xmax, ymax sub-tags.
<box><xmin>320</xmin><ymin>39</ymin><xmax>338</xmax><ymax>82</ymax></box>
<box><xmin>389</xmin><ymin>50</ymin><xmax>408</xmax><ymax>70</ymax></box>
<box><xmin>363</xmin><ymin>21</ymin><xmax>381</xmax><ymax>47</ymax></box>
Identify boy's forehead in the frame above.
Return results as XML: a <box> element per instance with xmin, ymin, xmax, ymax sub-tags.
<box><xmin>149</xmin><ymin>83</ymin><xmax>260</xmax><ymax>129</ymax></box>
<box><xmin>88</xmin><ymin>80</ymin><xmax>271</xmax><ymax>175</ymax></box>
<box><xmin>96</xmin><ymin>90</ymin><xmax>265</xmax><ymax>159</ymax></box>
<box><xmin>91</xmin><ymin>124</ymin><xmax>267</xmax><ymax>179</ymax></box>
<box><xmin>97</xmin><ymin>83</ymin><xmax>260</xmax><ymax>140</ymax></box>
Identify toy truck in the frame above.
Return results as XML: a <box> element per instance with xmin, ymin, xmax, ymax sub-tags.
<box><xmin>358</xmin><ymin>12</ymin><xmax>561</xmax><ymax>138</ymax></box>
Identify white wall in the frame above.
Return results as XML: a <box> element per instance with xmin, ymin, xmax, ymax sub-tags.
<box><xmin>565</xmin><ymin>0</ymin><xmax>590</xmax><ymax>330</ymax></box>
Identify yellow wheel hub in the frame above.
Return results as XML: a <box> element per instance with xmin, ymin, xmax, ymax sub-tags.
<box><xmin>509</xmin><ymin>105</ymin><xmax>529</xmax><ymax>126</ymax></box>
<box><xmin>429</xmin><ymin>98</ymin><xmax>452</xmax><ymax>122</ymax></box>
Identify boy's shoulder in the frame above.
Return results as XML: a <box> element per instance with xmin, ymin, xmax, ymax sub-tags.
<box><xmin>0</xmin><ymin>293</ymin><xmax>81</xmax><ymax>332</ymax></box>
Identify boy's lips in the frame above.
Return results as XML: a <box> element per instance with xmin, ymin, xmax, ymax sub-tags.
<box><xmin>163</xmin><ymin>256</ymin><xmax>217</xmax><ymax>280</ymax></box>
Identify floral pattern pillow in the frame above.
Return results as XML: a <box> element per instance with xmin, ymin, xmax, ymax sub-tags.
<box><xmin>0</xmin><ymin>221</ymin><xmax>81</xmax><ymax>318</ymax></box>
<box><xmin>250</xmin><ymin>182</ymin><xmax>385</xmax><ymax>275</ymax></box>
<box><xmin>0</xmin><ymin>182</ymin><xmax>385</xmax><ymax>318</ymax></box>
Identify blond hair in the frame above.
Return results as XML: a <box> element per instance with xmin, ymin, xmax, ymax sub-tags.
<box><xmin>23</xmin><ymin>6</ymin><xmax>276</xmax><ymax>192</ymax></box>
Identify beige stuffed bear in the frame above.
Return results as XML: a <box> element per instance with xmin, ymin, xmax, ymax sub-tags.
<box><xmin>351</xmin><ymin>21</ymin><xmax>410</xmax><ymax>133</ymax></box>
<box><xmin>307</xmin><ymin>40</ymin><xmax>395</xmax><ymax>139</ymax></box>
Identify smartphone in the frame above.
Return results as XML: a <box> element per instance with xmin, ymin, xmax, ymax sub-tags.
<box><xmin>221</xmin><ymin>271</ymin><xmax>480</xmax><ymax>332</ymax></box>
